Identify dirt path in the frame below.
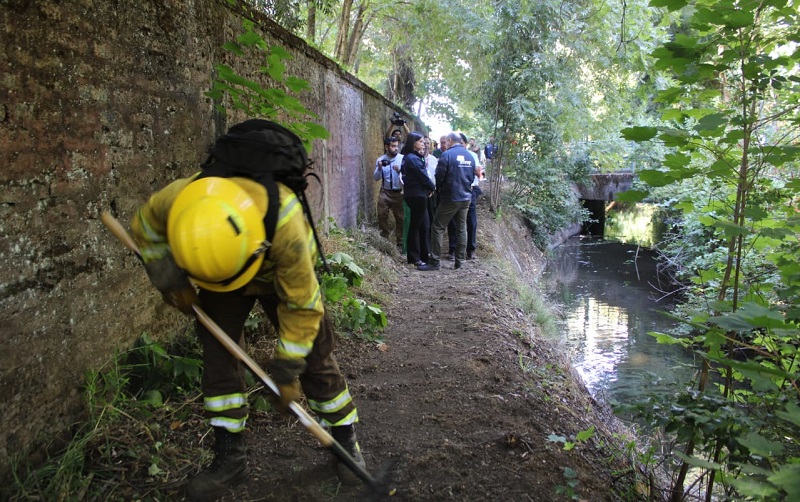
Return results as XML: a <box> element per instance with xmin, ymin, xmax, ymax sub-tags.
<box><xmin>212</xmin><ymin>204</ymin><xmax>645</xmax><ymax>502</ymax></box>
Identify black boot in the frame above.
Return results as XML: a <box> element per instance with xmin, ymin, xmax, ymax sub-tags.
<box><xmin>186</xmin><ymin>427</ymin><xmax>247</xmax><ymax>500</ymax></box>
<box><xmin>331</xmin><ymin>424</ymin><xmax>366</xmax><ymax>485</ymax></box>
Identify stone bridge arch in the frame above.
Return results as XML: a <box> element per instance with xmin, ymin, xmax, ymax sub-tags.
<box><xmin>575</xmin><ymin>172</ymin><xmax>635</xmax><ymax>236</ymax></box>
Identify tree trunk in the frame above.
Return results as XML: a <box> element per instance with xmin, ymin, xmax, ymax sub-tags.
<box><xmin>306</xmin><ymin>1</ymin><xmax>317</xmax><ymax>42</ymax></box>
<box><xmin>342</xmin><ymin>2</ymin><xmax>369</xmax><ymax>67</ymax></box>
<box><xmin>334</xmin><ymin>0</ymin><xmax>354</xmax><ymax>61</ymax></box>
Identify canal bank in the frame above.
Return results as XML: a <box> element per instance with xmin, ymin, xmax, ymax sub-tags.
<box><xmin>25</xmin><ymin>201</ymin><xmax>665</xmax><ymax>501</ymax></box>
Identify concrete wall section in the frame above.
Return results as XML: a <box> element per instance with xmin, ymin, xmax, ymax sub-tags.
<box><xmin>0</xmin><ymin>0</ymin><xmax>406</xmax><ymax>482</ymax></box>
<box><xmin>575</xmin><ymin>173</ymin><xmax>635</xmax><ymax>201</ymax></box>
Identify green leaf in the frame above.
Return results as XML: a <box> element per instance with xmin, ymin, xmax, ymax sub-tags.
<box><xmin>721</xmin><ymin>9</ymin><xmax>755</xmax><ymax>29</ymax></box>
<box><xmin>695</xmin><ymin>113</ymin><xmax>728</xmax><ymax>132</ymax></box>
<box><xmin>576</xmin><ymin>426</ymin><xmax>595</xmax><ymax>442</ymax></box>
<box><xmin>649</xmin><ymin>0</ymin><xmax>690</xmax><ymax>12</ymax></box>
<box><xmin>148</xmin><ymin>461</ymin><xmax>162</xmax><ymax>476</ymax></box>
<box><xmin>140</xmin><ymin>390</ymin><xmax>163</xmax><ymax>408</ymax></box>
<box><xmin>776</xmin><ymin>402</ymin><xmax>800</xmax><ymax>427</ymax></box>
<box><xmin>673</xmin><ymin>450</ymin><xmax>723</xmax><ymax>470</ymax></box>
<box><xmin>303</xmin><ymin>121</ymin><xmax>330</xmax><ymax>141</ymax></box>
<box><xmin>615</xmin><ymin>189</ymin><xmax>649</xmax><ymax>202</ymax></box>
<box><xmin>767</xmin><ymin>464</ymin><xmax>800</xmax><ymax>498</ymax></box>
<box><xmin>712</xmin><ymin>219</ymin><xmax>749</xmax><ymax>238</ymax></box>
<box><xmin>728</xmin><ymin>476</ymin><xmax>779</xmax><ymax>498</ymax></box>
<box><xmin>638</xmin><ymin>169</ymin><xmax>674</xmax><ymax>187</ymax></box>
<box><xmin>621</xmin><ymin>126</ymin><xmax>658</xmax><ymax>141</ymax></box>
<box><xmin>237</xmin><ymin>30</ymin><xmax>264</xmax><ymax>48</ymax></box>
<box><xmin>173</xmin><ymin>357</ymin><xmax>201</xmax><ymax>382</ymax></box>
<box><xmin>265</xmin><ymin>55</ymin><xmax>286</xmax><ymax>81</ymax></box>
<box><xmin>662</xmin><ymin>109</ymin><xmax>684</xmax><ymax>121</ymax></box>
<box><xmin>285</xmin><ymin>76</ymin><xmax>310</xmax><ymax>93</ymax></box>
<box><xmin>736</xmin><ymin>432</ymin><xmax>784</xmax><ymax>458</ymax></box>
<box><xmin>270</xmin><ymin>44</ymin><xmax>292</xmax><ymax>60</ymax></box>
<box><xmin>709</xmin><ymin>313</ymin><xmax>753</xmax><ymax>331</ymax></box>
<box><xmin>321</xmin><ymin>275</ymin><xmax>348</xmax><ymax>302</ymax></box>
<box><xmin>222</xmin><ymin>41</ymin><xmax>244</xmax><ymax>56</ymax></box>
<box><xmin>649</xmin><ymin>331</ymin><xmax>683</xmax><ymax>345</ymax></box>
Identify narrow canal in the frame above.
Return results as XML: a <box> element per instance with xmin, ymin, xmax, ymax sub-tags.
<box><xmin>542</xmin><ymin>236</ymin><xmax>697</xmax><ymax>421</ymax></box>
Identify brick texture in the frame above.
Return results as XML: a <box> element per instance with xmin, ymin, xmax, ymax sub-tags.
<box><xmin>0</xmin><ymin>0</ymin><xmax>421</xmax><ymax>482</ymax></box>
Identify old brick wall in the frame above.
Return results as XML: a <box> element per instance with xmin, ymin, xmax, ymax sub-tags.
<box><xmin>0</xmin><ymin>0</ymin><xmax>417</xmax><ymax>482</ymax></box>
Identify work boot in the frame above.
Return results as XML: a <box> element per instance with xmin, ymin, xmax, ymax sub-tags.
<box><xmin>186</xmin><ymin>428</ymin><xmax>247</xmax><ymax>500</ymax></box>
<box><xmin>454</xmin><ymin>259</ymin><xmax>463</xmax><ymax>269</ymax></box>
<box><xmin>331</xmin><ymin>425</ymin><xmax>366</xmax><ymax>486</ymax></box>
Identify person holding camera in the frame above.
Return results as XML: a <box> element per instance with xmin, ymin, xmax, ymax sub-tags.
<box><xmin>373</xmin><ymin>136</ymin><xmax>405</xmax><ymax>249</ymax></box>
<box><xmin>384</xmin><ymin>112</ymin><xmax>410</xmax><ymax>151</ymax></box>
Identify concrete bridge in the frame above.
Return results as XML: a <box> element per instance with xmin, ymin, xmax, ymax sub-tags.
<box><xmin>575</xmin><ymin>172</ymin><xmax>635</xmax><ymax>236</ymax></box>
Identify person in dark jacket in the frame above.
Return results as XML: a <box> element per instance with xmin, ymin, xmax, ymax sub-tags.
<box><xmin>418</xmin><ymin>132</ymin><xmax>480</xmax><ymax>271</ymax></box>
<box><xmin>400</xmin><ymin>132</ymin><xmax>435</xmax><ymax>266</ymax></box>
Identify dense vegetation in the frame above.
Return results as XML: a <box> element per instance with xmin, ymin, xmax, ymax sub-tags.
<box><xmin>250</xmin><ymin>0</ymin><xmax>800</xmax><ymax>499</ymax></box>
<box><xmin>12</xmin><ymin>1</ymin><xmax>797</xmax><ymax>499</ymax></box>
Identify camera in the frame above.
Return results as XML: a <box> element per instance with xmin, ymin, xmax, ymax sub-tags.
<box><xmin>391</xmin><ymin>112</ymin><xmax>406</xmax><ymax>126</ymax></box>
<box><xmin>380</xmin><ymin>159</ymin><xmax>390</xmax><ymax>167</ymax></box>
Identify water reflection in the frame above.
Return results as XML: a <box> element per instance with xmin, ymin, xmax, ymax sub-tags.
<box><xmin>543</xmin><ymin>236</ymin><xmax>696</xmax><ymax>410</ymax></box>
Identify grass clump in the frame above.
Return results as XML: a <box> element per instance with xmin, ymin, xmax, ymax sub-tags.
<box><xmin>9</xmin><ymin>332</ymin><xmax>206</xmax><ymax>501</ymax></box>
<box><xmin>8</xmin><ymin>224</ymin><xmax>392</xmax><ymax>500</ymax></box>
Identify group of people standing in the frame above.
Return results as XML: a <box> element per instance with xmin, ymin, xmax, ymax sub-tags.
<box><xmin>373</xmin><ymin>121</ymin><xmax>486</xmax><ymax>271</ymax></box>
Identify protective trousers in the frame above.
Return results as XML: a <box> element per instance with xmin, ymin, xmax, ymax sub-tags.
<box><xmin>196</xmin><ymin>288</ymin><xmax>358</xmax><ymax>432</ymax></box>
<box><xmin>377</xmin><ymin>189</ymin><xmax>405</xmax><ymax>246</ymax></box>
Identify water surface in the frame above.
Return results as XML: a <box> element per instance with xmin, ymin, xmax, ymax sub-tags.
<box><xmin>542</xmin><ymin>237</ymin><xmax>696</xmax><ymax>411</ymax></box>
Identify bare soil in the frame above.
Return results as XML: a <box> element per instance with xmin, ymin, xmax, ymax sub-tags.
<box><xmin>90</xmin><ymin>202</ymin><xmax>651</xmax><ymax>502</ymax></box>
<box><xmin>200</xmin><ymin>203</ymin><xmax>649</xmax><ymax>502</ymax></box>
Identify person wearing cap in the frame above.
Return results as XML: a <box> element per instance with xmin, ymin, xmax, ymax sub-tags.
<box><xmin>131</xmin><ymin>168</ymin><xmax>364</xmax><ymax>497</ymax></box>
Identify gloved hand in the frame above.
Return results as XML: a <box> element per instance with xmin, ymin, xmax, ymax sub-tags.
<box><xmin>143</xmin><ymin>255</ymin><xmax>198</xmax><ymax>314</ymax></box>
<box><xmin>267</xmin><ymin>358</ymin><xmax>307</xmax><ymax>413</ymax></box>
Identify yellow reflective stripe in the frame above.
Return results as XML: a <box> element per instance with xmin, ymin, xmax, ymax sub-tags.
<box><xmin>209</xmin><ymin>416</ymin><xmax>247</xmax><ymax>433</ymax></box>
<box><xmin>139</xmin><ymin>243</ymin><xmax>170</xmax><ymax>263</ymax></box>
<box><xmin>276</xmin><ymin>338</ymin><xmax>313</xmax><ymax>358</ymax></box>
<box><xmin>305</xmin><ymin>226</ymin><xmax>318</xmax><ymax>257</ymax></box>
<box><xmin>286</xmin><ymin>284</ymin><xmax>321</xmax><ymax>311</ymax></box>
<box><xmin>307</xmin><ymin>388</ymin><xmax>353</xmax><ymax>414</ymax></box>
<box><xmin>135</xmin><ymin>208</ymin><xmax>171</xmax><ymax>263</ymax></box>
<box><xmin>275</xmin><ymin>194</ymin><xmax>301</xmax><ymax>231</ymax></box>
<box><xmin>136</xmin><ymin>208</ymin><xmax>166</xmax><ymax>243</ymax></box>
<box><xmin>204</xmin><ymin>393</ymin><xmax>246</xmax><ymax>412</ymax></box>
<box><xmin>318</xmin><ymin>408</ymin><xmax>359</xmax><ymax>427</ymax></box>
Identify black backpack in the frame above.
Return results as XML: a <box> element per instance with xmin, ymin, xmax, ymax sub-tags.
<box><xmin>197</xmin><ymin>119</ymin><xmax>329</xmax><ymax>271</ymax></box>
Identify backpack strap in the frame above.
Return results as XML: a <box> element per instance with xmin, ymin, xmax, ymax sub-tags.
<box><xmin>262</xmin><ymin>170</ymin><xmax>280</xmax><ymax>246</ymax></box>
<box><xmin>199</xmin><ymin>119</ymin><xmax>330</xmax><ymax>273</ymax></box>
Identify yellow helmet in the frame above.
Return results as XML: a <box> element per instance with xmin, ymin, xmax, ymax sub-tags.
<box><xmin>168</xmin><ymin>177</ymin><xmax>267</xmax><ymax>292</ymax></box>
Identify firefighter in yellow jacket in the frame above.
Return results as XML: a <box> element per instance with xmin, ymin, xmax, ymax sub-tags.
<box><xmin>132</xmin><ymin>174</ymin><xmax>364</xmax><ymax>498</ymax></box>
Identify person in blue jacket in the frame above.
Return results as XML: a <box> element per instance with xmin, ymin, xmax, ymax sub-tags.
<box><xmin>419</xmin><ymin>132</ymin><xmax>481</xmax><ymax>271</ymax></box>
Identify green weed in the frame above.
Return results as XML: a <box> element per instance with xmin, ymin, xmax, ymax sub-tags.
<box><xmin>554</xmin><ymin>466</ymin><xmax>580</xmax><ymax>500</ymax></box>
